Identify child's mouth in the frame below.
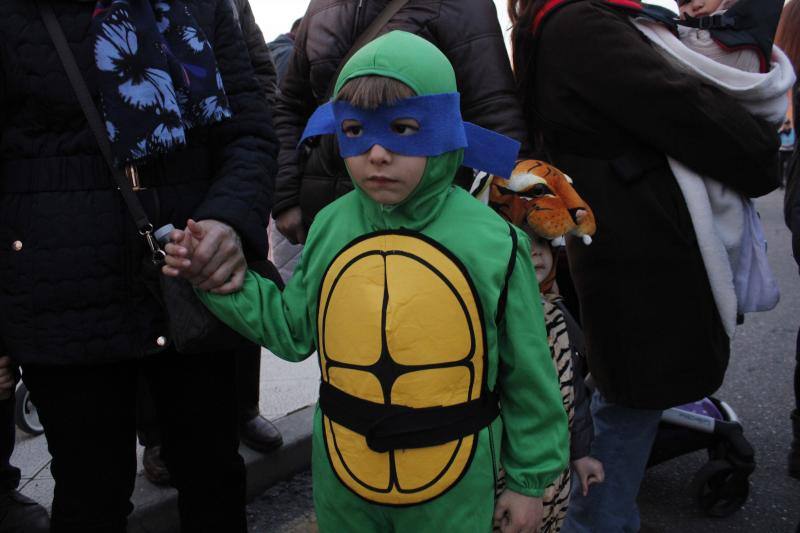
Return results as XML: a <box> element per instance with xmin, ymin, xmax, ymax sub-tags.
<box><xmin>368</xmin><ymin>176</ymin><xmax>397</xmax><ymax>185</ymax></box>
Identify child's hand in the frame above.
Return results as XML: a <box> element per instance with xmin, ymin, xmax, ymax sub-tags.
<box><xmin>493</xmin><ymin>490</ymin><xmax>543</xmax><ymax>533</ymax></box>
<box><xmin>162</xmin><ymin>219</ymin><xmax>203</xmax><ymax>278</ymax></box>
<box><xmin>572</xmin><ymin>456</ymin><xmax>605</xmax><ymax>496</ymax></box>
<box><xmin>0</xmin><ymin>356</ymin><xmax>15</xmax><ymax>400</ymax></box>
<box><xmin>162</xmin><ymin>219</ymin><xmax>247</xmax><ymax>294</ymax></box>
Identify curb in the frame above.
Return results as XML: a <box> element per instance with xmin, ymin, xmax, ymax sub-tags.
<box><xmin>128</xmin><ymin>405</ymin><xmax>314</xmax><ymax>533</ymax></box>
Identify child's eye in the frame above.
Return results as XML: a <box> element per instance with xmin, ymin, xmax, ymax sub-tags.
<box><xmin>391</xmin><ymin>119</ymin><xmax>420</xmax><ymax>136</ymax></box>
<box><xmin>342</xmin><ymin>121</ymin><xmax>363</xmax><ymax>138</ymax></box>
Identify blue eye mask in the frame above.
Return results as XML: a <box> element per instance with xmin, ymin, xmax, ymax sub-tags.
<box><xmin>298</xmin><ymin>93</ymin><xmax>521</xmax><ymax>179</ymax></box>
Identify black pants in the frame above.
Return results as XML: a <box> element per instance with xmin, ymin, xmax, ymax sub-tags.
<box><xmin>21</xmin><ymin>350</ymin><xmax>246</xmax><ymax>533</ymax></box>
<box><xmin>0</xmin><ymin>396</ymin><xmax>20</xmax><ymax>493</ymax></box>
<box><xmin>137</xmin><ymin>343</ymin><xmax>261</xmax><ymax>445</ymax></box>
<box><xmin>235</xmin><ymin>344</ymin><xmax>261</xmax><ymax>422</ymax></box>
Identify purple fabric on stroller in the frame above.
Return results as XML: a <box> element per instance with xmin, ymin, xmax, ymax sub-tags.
<box><xmin>676</xmin><ymin>398</ymin><xmax>724</xmax><ymax>420</ymax></box>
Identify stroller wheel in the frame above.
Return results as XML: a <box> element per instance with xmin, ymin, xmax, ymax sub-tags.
<box><xmin>14</xmin><ymin>383</ymin><xmax>44</xmax><ymax>436</ymax></box>
<box><xmin>690</xmin><ymin>459</ymin><xmax>750</xmax><ymax>518</ymax></box>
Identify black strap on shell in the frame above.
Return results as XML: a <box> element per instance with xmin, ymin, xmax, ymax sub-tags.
<box><xmin>319</xmin><ymin>381</ymin><xmax>500</xmax><ymax>453</ymax></box>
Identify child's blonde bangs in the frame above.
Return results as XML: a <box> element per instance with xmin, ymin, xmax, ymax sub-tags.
<box><xmin>335</xmin><ymin>75</ymin><xmax>416</xmax><ymax>110</ymax></box>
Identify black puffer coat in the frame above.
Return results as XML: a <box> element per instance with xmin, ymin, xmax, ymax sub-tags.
<box><xmin>272</xmin><ymin>0</ymin><xmax>529</xmax><ymax>221</ymax></box>
<box><xmin>0</xmin><ymin>0</ymin><xmax>277</xmax><ymax>366</ymax></box>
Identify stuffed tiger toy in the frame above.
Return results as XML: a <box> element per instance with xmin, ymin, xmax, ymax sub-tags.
<box><xmin>473</xmin><ymin>159</ymin><xmax>596</xmax><ymax>245</ymax></box>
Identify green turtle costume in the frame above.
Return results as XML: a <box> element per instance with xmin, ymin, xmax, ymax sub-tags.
<box><xmin>198</xmin><ymin>31</ymin><xmax>568</xmax><ymax>532</ymax></box>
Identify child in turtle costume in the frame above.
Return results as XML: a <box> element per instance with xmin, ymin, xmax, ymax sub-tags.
<box><xmin>165</xmin><ymin>31</ymin><xmax>568</xmax><ymax>532</ymax></box>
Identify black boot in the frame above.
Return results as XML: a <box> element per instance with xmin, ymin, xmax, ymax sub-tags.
<box><xmin>790</xmin><ymin>410</ymin><xmax>800</xmax><ymax>480</ymax></box>
<box><xmin>0</xmin><ymin>490</ymin><xmax>49</xmax><ymax>533</ymax></box>
<box><xmin>240</xmin><ymin>414</ymin><xmax>283</xmax><ymax>453</ymax></box>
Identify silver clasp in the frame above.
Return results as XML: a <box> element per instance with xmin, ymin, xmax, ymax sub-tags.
<box><xmin>140</xmin><ymin>224</ymin><xmax>166</xmax><ymax>265</ymax></box>
<box><xmin>125</xmin><ymin>164</ymin><xmax>145</xmax><ymax>192</ymax></box>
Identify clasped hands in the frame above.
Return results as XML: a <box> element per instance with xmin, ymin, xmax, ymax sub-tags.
<box><xmin>161</xmin><ymin>219</ymin><xmax>246</xmax><ymax>294</ymax></box>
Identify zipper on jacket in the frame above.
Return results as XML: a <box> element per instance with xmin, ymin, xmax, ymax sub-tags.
<box><xmin>353</xmin><ymin>0</ymin><xmax>365</xmax><ymax>43</ymax></box>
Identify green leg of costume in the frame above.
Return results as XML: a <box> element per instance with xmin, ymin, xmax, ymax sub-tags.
<box><xmin>312</xmin><ymin>409</ymin><xmax>500</xmax><ymax>533</ymax></box>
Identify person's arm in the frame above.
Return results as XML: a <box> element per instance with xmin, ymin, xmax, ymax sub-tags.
<box><xmin>570</xmin><ymin>363</ymin><xmax>593</xmax><ymax>461</ymax></box>
<box><xmin>437</xmin><ymin>0</ymin><xmax>531</xmax><ymax>154</ymax></box>
<box><xmin>271</xmin><ymin>14</ymin><xmax>317</xmax><ymax>219</ymax></box>
<box><xmin>498</xmin><ymin>235</ymin><xmax>569</xmax><ymax>497</ymax></box>
<box><xmin>196</xmin><ymin>266</ymin><xmax>315</xmax><ymax>362</ymax></box>
<box><xmin>543</xmin><ymin>2</ymin><xmax>779</xmax><ymax>198</ymax></box>
<box><xmin>192</xmin><ymin>0</ymin><xmax>277</xmax><ymax>259</ymax></box>
<box><xmin>236</xmin><ymin>0</ymin><xmax>279</xmax><ymax>108</ymax></box>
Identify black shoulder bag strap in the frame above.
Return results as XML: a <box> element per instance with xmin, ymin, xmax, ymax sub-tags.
<box><xmin>37</xmin><ymin>0</ymin><xmax>165</xmax><ymax>265</ymax></box>
<box><xmin>325</xmin><ymin>0</ymin><xmax>410</xmax><ymax>98</ymax></box>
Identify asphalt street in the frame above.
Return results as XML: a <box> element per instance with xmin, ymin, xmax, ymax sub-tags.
<box><xmin>639</xmin><ymin>190</ymin><xmax>800</xmax><ymax>532</ymax></box>
<box><xmin>247</xmin><ymin>190</ymin><xmax>800</xmax><ymax>533</ymax></box>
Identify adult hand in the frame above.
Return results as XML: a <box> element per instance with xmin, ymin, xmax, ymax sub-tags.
<box><xmin>183</xmin><ymin>219</ymin><xmax>247</xmax><ymax>294</ymax></box>
<box><xmin>275</xmin><ymin>206</ymin><xmax>307</xmax><ymax>245</ymax></box>
<box><xmin>0</xmin><ymin>356</ymin><xmax>15</xmax><ymax>401</ymax></box>
<box><xmin>493</xmin><ymin>490</ymin><xmax>543</xmax><ymax>533</ymax></box>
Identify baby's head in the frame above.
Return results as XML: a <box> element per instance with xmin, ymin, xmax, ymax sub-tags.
<box><xmin>678</xmin><ymin>0</ymin><xmax>736</xmax><ymax>19</ymax></box>
<box><xmin>335</xmin><ymin>75</ymin><xmax>426</xmax><ymax>206</ymax></box>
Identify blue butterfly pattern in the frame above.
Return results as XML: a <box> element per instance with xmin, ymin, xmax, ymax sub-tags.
<box><xmin>92</xmin><ymin>0</ymin><xmax>232</xmax><ymax>166</ymax></box>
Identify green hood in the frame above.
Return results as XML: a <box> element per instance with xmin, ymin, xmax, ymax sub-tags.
<box><xmin>334</xmin><ymin>31</ymin><xmax>464</xmax><ymax>231</ymax></box>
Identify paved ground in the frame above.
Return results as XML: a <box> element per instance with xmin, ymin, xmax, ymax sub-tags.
<box><xmin>638</xmin><ymin>190</ymin><xmax>800</xmax><ymax>532</ymax></box>
<box><xmin>250</xmin><ymin>190</ymin><xmax>800</xmax><ymax>533</ymax></box>
<box><xmin>248</xmin><ymin>470</ymin><xmax>316</xmax><ymax>533</ymax></box>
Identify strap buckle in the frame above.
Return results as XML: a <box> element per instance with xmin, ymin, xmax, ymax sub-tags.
<box><xmin>125</xmin><ymin>165</ymin><xmax>145</xmax><ymax>192</ymax></box>
<box><xmin>140</xmin><ymin>224</ymin><xmax>166</xmax><ymax>265</ymax></box>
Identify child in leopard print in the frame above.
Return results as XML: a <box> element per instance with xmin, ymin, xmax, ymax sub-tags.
<box><xmin>493</xmin><ymin>234</ymin><xmax>603</xmax><ymax>533</ymax></box>
<box><xmin>485</xmin><ymin>161</ymin><xmax>604</xmax><ymax>532</ymax></box>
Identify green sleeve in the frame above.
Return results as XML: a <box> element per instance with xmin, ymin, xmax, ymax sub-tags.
<box><xmin>195</xmin><ymin>263</ymin><xmax>315</xmax><ymax>362</ymax></box>
<box><xmin>497</xmin><ymin>236</ymin><xmax>569</xmax><ymax>497</ymax></box>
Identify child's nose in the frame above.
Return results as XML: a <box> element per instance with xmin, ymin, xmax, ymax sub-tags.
<box><xmin>367</xmin><ymin>144</ymin><xmax>392</xmax><ymax>164</ymax></box>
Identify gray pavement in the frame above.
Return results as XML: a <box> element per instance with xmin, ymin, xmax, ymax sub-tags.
<box><xmin>639</xmin><ymin>190</ymin><xmax>800</xmax><ymax>532</ymax></box>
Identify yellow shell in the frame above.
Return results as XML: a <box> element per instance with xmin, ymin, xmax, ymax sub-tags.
<box><xmin>318</xmin><ymin>233</ymin><xmax>486</xmax><ymax>505</ymax></box>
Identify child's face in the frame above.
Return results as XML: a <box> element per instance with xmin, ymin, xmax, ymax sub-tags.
<box><xmin>343</xmin><ymin>118</ymin><xmax>427</xmax><ymax>205</ymax></box>
<box><xmin>529</xmin><ymin>236</ymin><xmax>555</xmax><ymax>285</ymax></box>
<box><xmin>679</xmin><ymin>0</ymin><xmax>724</xmax><ymax>18</ymax></box>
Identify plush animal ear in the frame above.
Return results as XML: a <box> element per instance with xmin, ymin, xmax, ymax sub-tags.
<box><xmin>488</xmin><ymin>177</ymin><xmax>512</xmax><ymax>202</ymax></box>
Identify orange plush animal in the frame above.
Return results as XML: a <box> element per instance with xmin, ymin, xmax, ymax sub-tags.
<box><xmin>480</xmin><ymin>160</ymin><xmax>596</xmax><ymax>245</ymax></box>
